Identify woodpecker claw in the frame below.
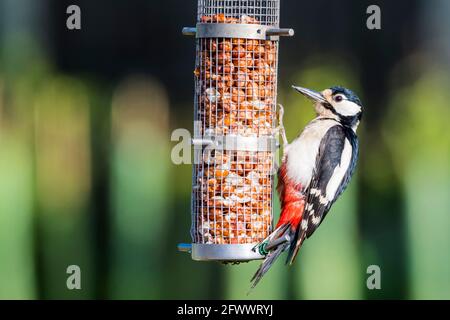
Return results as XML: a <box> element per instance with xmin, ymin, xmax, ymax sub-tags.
<box><xmin>265</xmin><ymin>234</ymin><xmax>290</xmax><ymax>251</ymax></box>
<box><xmin>252</xmin><ymin>240</ymin><xmax>266</xmax><ymax>254</ymax></box>
<box><xmin>258</xmin><ymin>241</ymin><xmax>269</xmax><ymax>256</ymax></box>
<box><xmin>252</xmin><ymin>224</ymin><xmax>290</xmax><ymax>255</ymax></box>
<box><xmin>275</xmin><ymin>104</ymin><xmax>288</xmax><ymax>152</ymax></box>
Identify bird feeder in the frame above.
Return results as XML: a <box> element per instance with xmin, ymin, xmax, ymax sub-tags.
<box><xmin>178</xmin><ymin>0</ymin><xmax>294</xmax><ymax>262</ymax></box>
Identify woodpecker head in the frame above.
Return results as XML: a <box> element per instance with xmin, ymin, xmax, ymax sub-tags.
<box><xmin>292</xmin><ymin>85</ymin><xmax>363</xmax><ymax>130</ymax></box>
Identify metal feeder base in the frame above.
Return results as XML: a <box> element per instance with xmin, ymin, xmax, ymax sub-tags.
<box><xmin>178</xmin><ymin>243</ymin><xmax>265</xmax><ymax>262</ymax></box>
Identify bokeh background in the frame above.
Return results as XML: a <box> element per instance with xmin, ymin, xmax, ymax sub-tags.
<box><xmin>0</xmin><ymin>0</ymin><xmax>449</xmax><ymax>299</ymax></box>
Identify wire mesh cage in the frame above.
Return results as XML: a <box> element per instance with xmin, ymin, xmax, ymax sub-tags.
<box><xmin>179</xmin><ymin>0</ymin><xmax>293</xmax><ymax>262</ymax></box>
<box><xmin>198</xmin><ymin>0</ymin><xmax>280</xmax><ymax>26</ymax></box>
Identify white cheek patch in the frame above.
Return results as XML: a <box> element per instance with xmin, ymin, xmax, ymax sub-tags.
<box><xmin>333</xmin><ymin>100</ymin><xmax>361</xmax><ymax>117</ymax></box>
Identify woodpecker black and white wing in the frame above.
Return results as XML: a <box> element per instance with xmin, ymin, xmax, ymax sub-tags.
<box><xmin>286</xmin><ymin>125</ymin><xmax>358</xmax><ymax>264</ymax></box>
<box><xmin>303</xmin><ymin>125</ymin><xmax>358</xmax><ymax>237</ymax></box>
<box><xmin>329</xmin><ymin>129</ymin><xmax>359</xmax><ymax>204</ymax></box>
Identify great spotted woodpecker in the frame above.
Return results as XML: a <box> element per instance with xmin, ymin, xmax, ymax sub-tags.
<box><xmin>251</xmin><ymin>85</ymin><xmax>363</xmax><ymax>288</ymax></box>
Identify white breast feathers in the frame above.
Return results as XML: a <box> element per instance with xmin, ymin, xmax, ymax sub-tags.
<box><xmin>284</xmin><ymin>118</ymin><xmax>338</xmax><ymax>189</ymax></box>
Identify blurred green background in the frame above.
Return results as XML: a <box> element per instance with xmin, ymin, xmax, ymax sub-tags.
<box><xmin>0</xmin><ymin>0</ymin><xmax>449</xmax><ymax>299</ymax></box>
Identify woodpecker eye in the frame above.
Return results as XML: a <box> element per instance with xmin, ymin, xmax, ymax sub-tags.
<box><xmin>334</xmin><ymin>95</ymin><xmax>344</xmax><ymax>102</ymax></box>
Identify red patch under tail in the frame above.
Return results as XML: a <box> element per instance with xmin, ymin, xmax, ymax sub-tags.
<box><xmin>276</xmin><ymin>163</ymin><xmax>305</xmax><ymax>230</ymax></box>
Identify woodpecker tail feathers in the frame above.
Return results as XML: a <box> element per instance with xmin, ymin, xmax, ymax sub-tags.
<box><xmin>249</xmin><ymin>224</ymin><xmax>294</xmax><ymax>291</ymax></box>
<box><xmin>285</xmin><ymin>227</ymin><xmax>306</xmax><ymax>266</ymax></box>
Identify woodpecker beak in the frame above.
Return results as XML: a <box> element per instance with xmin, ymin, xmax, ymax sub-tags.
<box><xmin>292</xmin><ymin>86</ymin><xmax>327</xmax><ymax>104</ymax></box>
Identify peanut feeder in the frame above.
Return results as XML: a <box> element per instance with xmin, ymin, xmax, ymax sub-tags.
<box><xmin>178</xmin><ymin>0</ymin><xmax>294</xmax><ymax>262</ymax></box>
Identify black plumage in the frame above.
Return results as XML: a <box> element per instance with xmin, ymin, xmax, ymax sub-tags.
<box><xmin>293</xmin><ymin>125</ymin><xmax>358</xmax><ymax>259</ymax></box>
<box><xmin>332</xmin><ymin>126</ymin><xmax>359</xmax><ymax>201</ymax></box>
<box><xmin>304</xmin><ymin>124</ymin><xmax>358</xmax><ymax>236</ymax></box>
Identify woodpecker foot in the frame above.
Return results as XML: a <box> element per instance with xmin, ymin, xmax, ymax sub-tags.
<box><xmin>252</xmin><ymin>240</ymin><xmax>268</xmax><ymax>256</ymax></box>
<box><xmin>258</xmin><ymin>241</ymin><xmax>269</xmax><ymax>256</ymax></box>
<box><xmin>275</xmin><ymin>103</ymin><xmax>288</xmax><ymax>151</ymax></box>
